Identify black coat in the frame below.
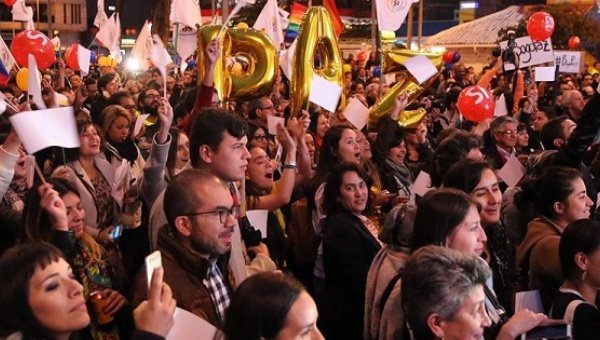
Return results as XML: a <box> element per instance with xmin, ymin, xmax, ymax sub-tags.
<box><xmin>320</xmin><ymin>210</ymin><xmax>382</xmax><ymax>340</ymax></box>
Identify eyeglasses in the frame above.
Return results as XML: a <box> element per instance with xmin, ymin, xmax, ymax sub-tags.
<box><xmin>259</xmin><ymin>105</ymin><xmax>274</xmax><ymax>110</ymax></box>
<box><xmin>498</xmin><ymin>130</ymin><xmax>517</xmax><ymax>136</ymax></box>
<box><xmin>145</xmin><ymin>94</ymin><xmax>160</xmax><ymax>100</ymax></box>
<box><xmin>253</xmin><ymin>134</ymin><xmax>267</xmax><ymax>142</ymax></box>
<box><xmin>183</xmin><ymin>206</ymin><xmax>240</xmax><ymax>223</ymax></box>
<box><xmin>123</xmin><ymin>105</ymin><xmax>137</xmax><ymax>111</ymax></box>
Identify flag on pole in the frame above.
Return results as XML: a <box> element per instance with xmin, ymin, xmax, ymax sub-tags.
<box><xmin>0</xmin><ymin>36</ymin><xmax>17</xmax><ymax>72</ymax></box>
<box><xmin>130</xmin><ymin>20</ymin><xmax>153</xmax><ymax>68</ymax></box>
<box><xmin>169</xmin><ymin>0</ymin><xmax>202</xmax><ymax>29</ymax></box>
<box><xmin>28</xmin><ymin>54</ymin><xmax>46</xmax><ymax>109</ymax></box>
<box><xmin>322</xmin><ymin>0</ymin><xmax>344</xmax><ymax>36</ymax></box>
<box><xmin>375</xmin><ymin>0</ymin><xmax>419</xmax><ymax>32</ymax></box>
<box><xmin>149</xmin><ymin>35</ymin><xmax>173</xmax><ymax>97</ymax></box>
<box><xmin>12</xmin><ymin>0</ymin><xmax>33</xmax><ymax>22</ymax></box>
<box><xmin>94</xmin><ymin>0</ymin><xmax>108</xmax><ymax>28</ymax></box>
<box><xmin>285</xmin><ymin>2</ymin><xmax>307</xmax><ymax>43</ymax></box>
<box><xmin>279</xmin><ymin>38</ymin><xmax>296</xmax><ymax>80</ymax></box>
<box><xmin>253</xmin><ymin>0</ymin><xmax>284</xmax><ymax>48</ymax></box>
<box><xmin>176</xmin><ymin>26</ymin><xmax>198</xmax><ymax>62</ymax></box>
<box><xmin>112</xmin><ymin>13</ymin><xmax>122</xmax><ymax>63</ymax></box>
<box><xmin>96</xmin><ymin>13</ymin><xmax>121</xmax><ymax>61</ymax></box>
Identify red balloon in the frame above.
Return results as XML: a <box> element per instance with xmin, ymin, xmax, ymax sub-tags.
<box><xmin>527</xmin><ymin>11</ymin><xmax>555</xmax><ymax>42</ymax></box>
<box><xmin>357</xmin><ymin>51</ymin><xmax>367</xmax><ymax>62</ymax></box>
<box><xmin>64</xmin><ymin>44</ymin><xmax>80</xmax><ymax>70</ymax></box>
<box><xmin>568</xmin><ymin>36</ymin><xmax>581</xmax><ymax>49</ymax></box>
<box><xmin>457</xmin><ymin>85</ymin><xmax>495</xmax><ymax>123</ymax></box>
<box><xmin>443</xmin><ymin>51</ymin><xmax>454</xmax><ymax>64</ymax></box>
<box><xmin>4</xmin><ymin>0</ymin><xmax>17</xmax><ymax>6</ymax></box>
<box><xmin>11</xmin><ymin>30</ymin><xmax>56</xmax><ymax>70</ymax></box>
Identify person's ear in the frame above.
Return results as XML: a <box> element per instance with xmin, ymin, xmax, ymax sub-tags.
<box><xmin>174</xmin><ymin>216</ymin><xmax>192</xmax><ymax>236</ymax></box>
<box><xmin>426</xmin><ymin>313</ymin><xmax>446</xmax><ymax>339</ymax></box>
<box><xmin>553</xmin><ymin>138</ymin><xmax>565</xmax><ymax>148</ymax></box>
<box><xmin>199</xmin><ymin>145</ymin><xmax>212</xmax><ymax>164</ymax></box>
<box><xmin>553</xmin><ymin>201</ymin><xmax>565</xmax><ymax>216</ymax></box>
<box><xmin>574</xmin><ymin>252</ymin><xmax>588</xmax><ymax>273</ymax></box>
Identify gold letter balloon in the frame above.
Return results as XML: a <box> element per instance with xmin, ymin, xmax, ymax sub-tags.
<box><xmin>290</xmin><ymin>7</ymin><xmax>345</xmax><ymax>116</ymax></box>
<box><xmin>197</xmin><ymin>25</ymin><xmax>278</xmax><ymax>103</ymax></box>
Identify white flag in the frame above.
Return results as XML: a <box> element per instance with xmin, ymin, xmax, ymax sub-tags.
<box><xmin>253</xmin><ymin>0</ymin><xmax>284</xmax><ymax>48</ymax></box>
<box><xmin>149</xmin><ymin>35</ymin><xmax>172</xmax><ymax>81</ymax></box>
<box><xmin>279</xmin><ymin>38</ymin><xmax>296</xmax><ymax>80</ymax></box>
<box><xmin>169</xmin><ymin>0</ymin><xmax>202</xmax><ymax>29</ymax></box>
<box><xmin>12</xmin><ymin>0</ymin><xmax>33</xmax><ymax>22</ymax></box>
<box><xmin>96</xmin><ymin>13</ymin><xmax>121</xmax><ymax>60</ymax></box>
<box><xmin>279</xmin><ymin>8</ymin><xmax>290</xmax><ymax>30</ymax></box>
<box><xmin>75</xmin><ymin>44</ymin><xmax>92</xmax><ymax>76</ymax></box>
<box><xmin>375</xmin><ymin>0</ymin><xmax>419</xmax><ymax>32</ymax></box>
<box><xmin>130</xmin><ymin>21</ymin><xmax>153</xmax><ymax>68</ymax></box>
<box><xmin>94</xmin><ymin>0</ymin><xmax>108</xmax><ymax>28</ymax></box>
<box><xmin>9</xmin><ymin>107</ymin><xmax>80</xmax><ymax>154</ymax></box>
<box><xmin>111</xmin><ymin>13</ymin><xmax>122</xmax><ymax>63</ymax></box>
<box><xmin>0</xmin><ymin>36</ymin><xmax>17</xmax><ymax>72</ymax></box>
<box><xmin>176</xmin><ymin>26</ymin><xmax>198</xmax><ymax>62</ymax></box>
<box><xmin>27</xmin><ymin>54</ymin><xmax>46</xmax><ymax>109</ymax></box>
<box><xmin>50</xmin><ymin>36</ymin><xmax>60</xmax><ymax>50</ymax></box>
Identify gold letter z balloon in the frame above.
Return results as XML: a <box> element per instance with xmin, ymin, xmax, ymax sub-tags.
<box><xmin>290</xmin><ymin>7</ymin><xmax>345</xmax><ymax>116</ymax></box>
<box><xmin>197</xmin><ymin>25</ymin><xmax>278</xmax><ymax>104</ymax></box>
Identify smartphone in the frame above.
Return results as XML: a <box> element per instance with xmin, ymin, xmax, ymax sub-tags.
<box><xmin>145</xmin><ymin>250</ymin><xmax>163</xmax><ymax>287</ymax></box>
<box><xmin>520</xmin><ymin>324</ymin><xmax>571</xmax><ymax>340</ymax></box>
<box><xmin>109</xmin><ymin>224</ymin><xmax>123</xmax><ymax>240</ymax></box>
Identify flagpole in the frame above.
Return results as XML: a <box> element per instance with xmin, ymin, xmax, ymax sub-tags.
<box><xmin>417</xmin><ymin>0</ymin><xmax>423</xmax><ymax>50</ymax></box>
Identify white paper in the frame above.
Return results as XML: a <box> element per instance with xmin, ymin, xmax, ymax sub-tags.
<box><xmin>514</xmin><ymin>290</ymin><xmax>544</xmax><ymax>313</ymax></box>
<box><xmin>54</xmin><ymin>92</ymin><xmax>69</xmax><ymax>107</ymax></box>
<box><xmin>402</xmin><ymin>55</ymin><xmax>438</xmax><ymax>84</ymax></box>
<box><xmin>134</xmin><ymin>113</ymin><xmax>150</xmax><ymax>137</ymax></box>
<box><xmin>229</xmin><ymin>214</ymin><xmax>248</xmax><ymax>284</ymax></box>
<box><xmin>342</xmin><ymin>97</ymin><xmax>370</xmax><ymax>130</ymax></box>
<box><xmin>383</xmin><ymin>73</ymin><xmax>396</xmax><ymax>85</ymax></box>
<box><xmin>9</xmin><ymin>107</ymin><xmax>80</xmax><ymax>154</ymax></box>
<box><xmin>267</xmin><ymin>115</ymin><xmax>285</xmax><ymax>136</ymax></box>
<box><xmin>534</xmin><ymin>66</ymin><xmax>555</xmax><ymax>82</ymax></box>
<box><xmin>497</xmin><ymin>155</ymin><xmax>525</xmax><ymax>188</ymax></box>
<box><xmin>410</xmin><ymin>171</ymin><xmax>433</xmax><ymax>197</ymax></box>
<box><xmin>113</xmin><ymin>158</ymin><xmax>129</xmax><ymax>189</ymax></box>
<box><xmin>166</xmin><ymin>307</ymin><xmax>219</xmax><ymax>340</ymax></box>
<box><xmin>308</xmin><ymin>73</ymin><xmax>342</xmax><ymax>113</ymax></box>
<box><xmin>499</xmin><ymin>36</ymin><xmax>554</xmax><ymax>69</ymax></box>
<box><xmin>246</xmin><ymin>209</ymin><xmax>268</xmax><ymax>238</ymax></box>
<box><xmin>554</xmin><ymin>51</ymin><xmax>584</xmax><ymax>74</ymax></box>
<box><xmin>494</xmin><ymin>93</ymin><xmax>508</xmax><ymax>117</ymax></box>
<box><xmin>144</xmin><ymin>250</ymin><xmax>162</xmax><ymax>288</ymax></box>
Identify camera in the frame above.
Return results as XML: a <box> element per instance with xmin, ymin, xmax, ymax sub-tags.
<box><xmin>240</xmin><ymin>216</ymin><xmax>262</xmax><ymax>247</ymax></box>
<box><xmin>502</xmin><ymin>29</ymin><xmax>518</xmax><ymax>65</ymax></box>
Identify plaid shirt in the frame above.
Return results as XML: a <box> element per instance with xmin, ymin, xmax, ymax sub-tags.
<box><xmin>203</xmin><ymin>258</ymin><xmax>232</xmax><ymax>321</ymax></box>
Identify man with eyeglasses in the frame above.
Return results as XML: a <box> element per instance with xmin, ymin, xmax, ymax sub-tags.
<box><xmin>132</xmin><ymin>169</ymin><xmax>238</xmax><ymax>329</ymax></box>
<box><xmin>485</xmin><ymin>116</ymin><xmax>519</xmax><ymax>170</ymax></box>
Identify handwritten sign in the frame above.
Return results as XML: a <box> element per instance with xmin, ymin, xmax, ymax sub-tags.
<box><xmin>499</xmin><ymin>36</ymin><xmax>554</xmax><ymax>69</ymax></box>
<box><xmin>554</xmin><ymin>51</ymin><xmax>583</xmax><ymax>74</ymax></box>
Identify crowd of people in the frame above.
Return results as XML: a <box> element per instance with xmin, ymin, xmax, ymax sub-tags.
<box><xmin>2</xmin><ymin>33</ymin><xmax>600</xmax><ymax>340</ymax></box>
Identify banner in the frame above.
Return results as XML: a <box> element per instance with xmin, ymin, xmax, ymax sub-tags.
<box><xmin>554</xmin><ymin>51</ymin><xmax>584</xmax><ymax>74</ymax></box>
<box><xmin>499</xmin><ymin>36</ymin><xmax>554</xmax><ymax>69</ymax></box>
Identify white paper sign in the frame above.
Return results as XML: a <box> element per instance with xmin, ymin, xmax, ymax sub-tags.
<box><xmin>133</xmin><ymin>113</ymin><xmax>150</xmax><ymax>137</ymax></box>
<box><xmin>494</xmin><ymin>93</ymin><xmax>508</xmax><ymax>117</ymax></box>
<box><xmin>410</xmin><ymin>171</ymin><xmax>433</xmax><ymax>197</ymax></box>
<box><xmin>246</xmin><ymin>209</ymin><xmax>268</xmax><ymax>238</ymax></box>
<box><xmin>229</xmin><ymin>212</ymin><xmax>248</xmax><ymax>284</ymax></box>
<box><xmin>9</xmin><ymin>107</ymin><xmax>80</xmax><ymax>154</ymax></box>
<box><xmin>497</xmin><ymin>155</ymin><xmax>525</xmax><ymax>188</ymax></box>
<box><xmin>554</xmin><ymin>51</ymin><xmax>584</xmax><ymax>74</ymax></box>
<box><xmin>342</xmin><ymin>97</ymin><xmax>369</xmax><ymax>130</ymax></box>
<box><xmin>499</xmin><ymin>36</ymin><xmax>554</xmax><ymax>69</ymax></box>
<box><xmin>402</xmin><ymin>55</ymin><xmax>438</xmax><ymax>84</ymax></box>
<box><xmin>267</xmin><ymin>115</ymin><xmax>285</xmax><ymax>136</ymax></box>
<box><xmin>534</xmin><ymin>66</ymin><xmax>556</xmax><ymax>82</ymax></box>
<box><xmin>166</xmin><ymin>308</ymin><xmax>219</xmax><ymax>340</ymax></box>
<box><xmin>308</xmin><ymin>73</ymin><xmax>342</xmax><ymax>113</ymax></box>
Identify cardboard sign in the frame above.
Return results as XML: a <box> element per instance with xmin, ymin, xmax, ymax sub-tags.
<box><xmin>499</xmin><ymin>36</ymin><xmax>554</xmax><ymax>69</ymax></box>
<box><xmin>554</xmin><ymin>51</ymin><xmax>584</xmax><ymax>74</ymax></box>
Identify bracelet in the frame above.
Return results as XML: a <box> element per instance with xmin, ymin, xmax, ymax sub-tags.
<box><xmin>283</xmin><ymin>161</ymin><xmax>297</xmax><ymax>170</ymax></box>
